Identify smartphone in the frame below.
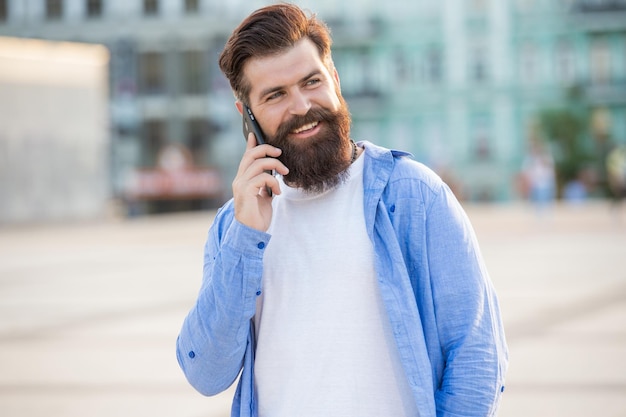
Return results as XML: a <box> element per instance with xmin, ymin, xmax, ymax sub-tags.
<box><xmin>242</xmin><ymin>105</ymin><xmax>273</xmax><ymax>196</ymax></box>
<box><xmin>242</xmin><ymin>105</ymin><xmax>266</xmax><ymax>145</ymax></box>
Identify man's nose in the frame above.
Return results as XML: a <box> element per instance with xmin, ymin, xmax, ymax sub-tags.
<box><xmin>288</xmin><ymin>91</ymin><xmax>311</xmax><ymax>116</ymax></box>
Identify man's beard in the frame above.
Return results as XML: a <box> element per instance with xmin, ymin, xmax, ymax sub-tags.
<box><xmin>267</xmin><ymin>98</ymin><xmax>353</xmax><ymax>194</ymax></box>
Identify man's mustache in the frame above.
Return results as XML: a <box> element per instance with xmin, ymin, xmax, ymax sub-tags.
<box><xmin>272</xmin><ymin>108</ymin><xmax>334</xmax><ymax>142</ymax></box>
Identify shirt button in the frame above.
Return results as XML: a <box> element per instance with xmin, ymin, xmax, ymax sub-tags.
<box><xmin>501</xmin><ymin>385</ymin><xmax>505</xmax><ymax>393</ymax></box>
<box><xmin>188</xmin><ymin>351</ymin><xmax>195</xmax><ymax>359</ymax></box>
<box><xmin>390</xmin><ymin>204</ymin><xmax>396</xmax><ymax>213</ymax></box>
<box><xmin>256</xmin><ymin>290</ymin><xmax>262</xmax><ymax>296</ymax></box>
<box><xmin>257</xmin><ymin>242</ymin><xmax>265</xmax><ymax>249</ymax></box>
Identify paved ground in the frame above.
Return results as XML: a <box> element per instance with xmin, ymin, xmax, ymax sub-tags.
<box><xmin>0</xmin><ymin>201</ymin><xmax>625</xmax><ymax>416</ymax></box>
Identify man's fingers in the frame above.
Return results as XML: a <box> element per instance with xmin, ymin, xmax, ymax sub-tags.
<box><xmin>234</xmin><ymin>137</ymin><xmax>288</xmax><ymax>197</ymax></box>
<box><xmin>246</xmin><ymin>132</ymin><xmax>258</xmax><ymax>150</ymax></box>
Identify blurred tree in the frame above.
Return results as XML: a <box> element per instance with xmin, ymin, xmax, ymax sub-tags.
<box><xmin>538</xmin><ymin>87</ymin><xmax>592</xmax><ymax>197</ymax></box>
<box><xmin>539</xmin><ymin>109</ymin><xmax>587</xmax><ymax>183</ymax></box>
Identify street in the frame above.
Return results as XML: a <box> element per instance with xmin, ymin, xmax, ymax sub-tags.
<box><xmin>0</xmin><ymin>201</ymin><xmax>625</xmax><ymax>416</ymax></box>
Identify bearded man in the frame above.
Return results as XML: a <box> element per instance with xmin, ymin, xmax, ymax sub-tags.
<box><xmin>177</xmin><ymin>4</ymin><xmax>508</xmax><ymax>417</ymax></box>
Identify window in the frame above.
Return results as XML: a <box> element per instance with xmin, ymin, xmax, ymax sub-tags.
<box><xmin>425</xmin><ymin>47</ymin><xmax>443</xmax><ymax>84</ymax></box>
<box><xmin>471</xmin><ymin>117</ymin><xmax>492</xmax><ymax>161</ymax></box>
<box><xmin>469</xmin><ymin>45</ymin><xmax>488</xmax><ymax>83</ymax></box>
<box><xmin>182</xmin><ymin>50</ymin><xmax>207</xmax><ymax>94</ymax></box>
<box><xmin>139</xmin><ymin>52</ymin><xmax>166</xmax><ymax>95</ymax></box>
<box><xmin>185</xmin><ymin>0</ymin><xmax>199</xmax><ymax>13</ymax></box>
<box><xmin>110</xmin><ymin>39</ymin><xmax>138</xmax><ymax>97</ymax></box>
<box><xmin>555</xmin><ymin>40</ymin><xmax>576</xmax><ymax>85</ymax></box>
<box><xmin>394</xmin><ymin>48</ymin><xmax>417</xmax><ymax>87</ymax></box>
<box><xmin>334</xmin><ymin>48</ymin><xmax>382</xmax><ymax>98</ymax></box>
<box><xmin>520</xmin><ymin>42</ymin><xmax>538</xmax><ymax>84</ymax></box>
<box><xmin>590</xmin><ymin>38</ymin><xmax>611</xmax><ymax>84</ymax></box>
<box><xmin>0</xmin><ymin>0</ymin><xmax>8</xmax><ymax>22</ymax></box>
<box><xmin>86</xmin><ymin>0</ymin><xmax>102</xmax><ymax>18</ymax></box>
<box><xmin>144</xmin><ymin>0</ymin><xmax>159</xmax><ymax>16</ymax></box>
<box><xmin>142</xmin><ymin>119</ymin><xmax>167</xmax><ymax>166</ymax></box>
<box><xmin>186</xmin><ymin>119</ymin><xmax>209</xmax><ymax>166</ymax></box>
<box><xmin>46</xmin><ymin>0</ymin><xmax>63</xmax><ymax>20</ymax></box>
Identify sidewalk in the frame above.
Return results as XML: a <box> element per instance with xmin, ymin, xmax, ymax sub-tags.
<box><xmin>466</xmin><ymin>201</ymin><xmax>626</xmax><ymax>417</ymax></box>
<box><xmin>0</xmin><ymin>201</ymin><xmax>624</xmax><ymax>416</ymax></box>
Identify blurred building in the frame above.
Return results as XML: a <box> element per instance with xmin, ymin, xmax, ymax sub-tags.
<box><xmin>567</xmin><ymin>0</ymin><xmax>626</xmax><ymax>195</ymax></box>
<box><xmin>0</xmin><ymin>36</ymin><xmax>109</xmax><ymax>223</ymax></box>
<box><xmin>325</xmin><ymin>0</ymin><xmax>626</xmax><ymax>200</ymax></box>
<box><xmin>0</xmin><ymin>0</ymin><xmax>241</xmax><ymax>216</ymax></box>
<box><xmin>1</xmin><ymin>0</ymin><xmax>625</xmax><ymax>212</ymax></box>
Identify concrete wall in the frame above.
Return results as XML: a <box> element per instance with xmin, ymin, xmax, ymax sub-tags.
<box><xmin>0</xmin><ymin>37</ymin><xmax>110</xmax><ymax>223</ymax></box>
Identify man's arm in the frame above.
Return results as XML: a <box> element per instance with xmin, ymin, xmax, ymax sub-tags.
<box><xmin>176</xmin><ymin>206</ymin><xmax>269</xmax><ymax>396</ymax></box>
<box><xmin>177</xmin><ymin>130</ymin><xmax>287</xmax><ymax>395</ymax></box>
<box><xmin>425</xmin><ymin>185</ymin><xmax>508</xmax><ymax>416</ymax></box>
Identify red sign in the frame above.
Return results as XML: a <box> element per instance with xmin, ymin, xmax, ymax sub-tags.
<box><xmin>127</xmin><ymin>168</ymin><xmax>223</xmax><ymax>200</ymax></box>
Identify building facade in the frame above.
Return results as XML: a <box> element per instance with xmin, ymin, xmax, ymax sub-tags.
<box><xmin>1</xmin><ymin>0</ymin><xmax>625</xmax><ymax>213</ymax></box>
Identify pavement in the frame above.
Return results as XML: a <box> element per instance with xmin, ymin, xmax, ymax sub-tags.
<box><xmin>0</xmin><ymin>200</ymin><xmax>625</xmax><ymax>417</ymax></box>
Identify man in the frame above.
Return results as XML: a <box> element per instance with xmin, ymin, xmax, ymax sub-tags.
<box><xmin>177</xmin><ymin>4</ymin><xmax>508</xmax><ymax>417</ymax></box>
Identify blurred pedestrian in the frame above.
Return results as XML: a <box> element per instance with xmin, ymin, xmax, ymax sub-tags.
<box><xmin>521</xmin><ymin>138</ymin><xmax>556</xmax><ymax>213</ymax></box>
<box><xmin>176</xmin><ymin>4</ymin><xmax>508</xmax><ymax>417</ymax></box>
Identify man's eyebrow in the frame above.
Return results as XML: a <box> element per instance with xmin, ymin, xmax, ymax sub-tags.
<box><xmin>257</xmin><ymin>70</ymin><xmax>322</xmax><ymax>100</ymax></box>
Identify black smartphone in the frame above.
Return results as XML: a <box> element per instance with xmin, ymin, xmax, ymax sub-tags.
<box><xmin>242</xmin><ymin>105</ymin><xmax>266</xmax><ymax>145</ymax></box>
<box><xmin>242</xmin><ymin>105</ymin><xmax>273</xmax><ymax>196</ymax></box>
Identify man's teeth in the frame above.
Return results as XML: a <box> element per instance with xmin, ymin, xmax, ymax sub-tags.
<box><xmin>292</xmin><ymin>122</ymin><xmax>318</xmax><ymax>134</ymax></box>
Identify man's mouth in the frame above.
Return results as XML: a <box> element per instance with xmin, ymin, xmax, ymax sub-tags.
<box><xmin>292</xmin><ymin>121</ymin><xmax>319</xmax><ymax>134</ymax></box>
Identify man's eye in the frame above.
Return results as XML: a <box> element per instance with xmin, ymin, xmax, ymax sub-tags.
<box><xmin>306</xmin><ymin>79</ymin><xmax>321</xmax><ymax>86</ymax></box>
<box><xmin>267</xmin><ymin>91</ymin><xmax>284</xmax><ymax>101</ymax></box>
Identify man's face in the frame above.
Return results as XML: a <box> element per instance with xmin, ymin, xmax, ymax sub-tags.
<box><xmin>240</xmin><ymin>38</ymin><xmax>353</xmax><ymax>193</ymax></box>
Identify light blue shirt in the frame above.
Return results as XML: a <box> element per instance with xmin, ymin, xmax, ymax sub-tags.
<box><xmin>177</xmin><ymin>141</ymin><xmax>508</xmax><ymax>417</ymax></box>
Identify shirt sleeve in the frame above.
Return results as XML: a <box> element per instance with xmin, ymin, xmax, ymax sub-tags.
<box><xmin>176</xmin><ymin>206</ymin><xmax>270</xmax><ymax>396</ymax></box>
<box><xmin>425</xmin><ymin>184</ymin><xmax>508</xmax><ymax>416</ymax></box>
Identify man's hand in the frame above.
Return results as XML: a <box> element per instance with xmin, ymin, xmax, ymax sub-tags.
<box><xmin>232</xmin><ymin>133</ymin><xmax>289</xmax><ymax>232</ymax></box>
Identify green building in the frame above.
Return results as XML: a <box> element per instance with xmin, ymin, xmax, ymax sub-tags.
<box><xmin>325</xmin><ymin>0</ymin><xmax>626</xmax><ymax>201</ymax></box>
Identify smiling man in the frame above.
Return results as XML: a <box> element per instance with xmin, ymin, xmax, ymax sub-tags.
<box><xmin>176</xmin><ymin>4</ymin><xmax>508</xmax><ymax>417</ymax></box>
<box><xmin>235</xmin><ymin>36</ymin><xmax>352</xmax><ymax>195</ymax></box>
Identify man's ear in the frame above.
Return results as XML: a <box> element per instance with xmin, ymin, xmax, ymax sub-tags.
<box><xmin>235</xmin><ymin>101</ymin><xmax>244</xmax><ymax>115</ymax></box>
<box><xmin>333</xmin><ymin>68</ymin><xmax>341</xmax><ymax>89</ymax></box>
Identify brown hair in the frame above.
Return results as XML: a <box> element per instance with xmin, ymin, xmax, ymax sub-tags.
<box><xmin>218</xmin><ymin>3</ymin><xmax>333</xmax><ymax>104</ymax></box>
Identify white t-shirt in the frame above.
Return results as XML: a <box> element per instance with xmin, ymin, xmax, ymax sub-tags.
<box><xmin>254</xmin><ymin>153</ymin><xmax>418</xmax><ymax>417</ymax></box>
